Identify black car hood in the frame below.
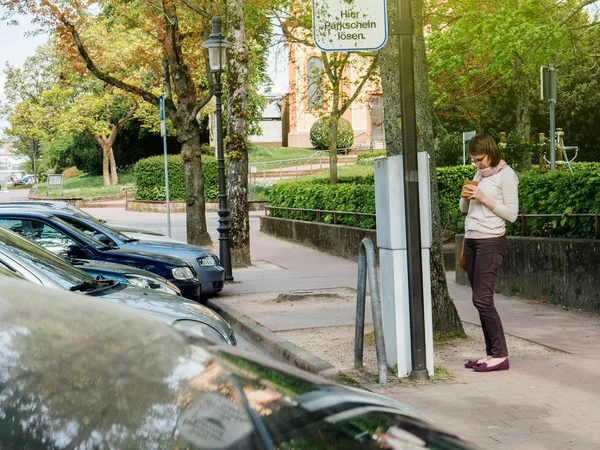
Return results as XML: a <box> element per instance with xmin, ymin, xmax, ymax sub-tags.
<box><xmin>0</xmin><ymin>280</ymin><xmax>476</xmax><ymax>450</ymax></box>
<box><xmin>100</xmin><ymin>246</ymin><xmax>190</xmax><ymax>266</ymax></box>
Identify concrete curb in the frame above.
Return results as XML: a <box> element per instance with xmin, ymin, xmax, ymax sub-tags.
<box><xmin>207</xmin><ymin>298</ymin><xmax>336</xmax><ymax>378</ymax></box>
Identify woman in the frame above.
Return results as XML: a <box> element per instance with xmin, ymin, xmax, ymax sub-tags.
<box><xmin>460</xmin><ymin>133</ymin><xmax>518</xmax><ymax>372</ymax></box>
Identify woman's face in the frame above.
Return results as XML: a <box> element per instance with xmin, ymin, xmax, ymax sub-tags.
<box><xmin>470</xmin><ymin>153</ymin><xmax>491</xmax><ymax>169</ymax></box>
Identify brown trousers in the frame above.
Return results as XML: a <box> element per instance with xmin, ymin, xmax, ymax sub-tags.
<box><xmin>464</xmin><ymin>236</ymin><xmax>509</xmax><ymax>357</ymax></box>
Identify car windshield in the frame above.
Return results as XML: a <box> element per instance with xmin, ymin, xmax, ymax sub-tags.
<box><xmin>70</xmin><ymin>210</ymin><xmax>132</xmax><ymax>243</ymax></box>
<box><xmin>47</xmin><ymin>215</ymin><xmax>112</xmax><ymax>250</ymax></box>
<box><xmin>0</xmin><ymin>228</ymin><xmax>97</xmax><ymax>289</ymax></box>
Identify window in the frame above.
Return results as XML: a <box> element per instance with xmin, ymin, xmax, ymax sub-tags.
<box><xmin>307</xmin><ymin>56</ymin><xmax>324</xmax><ymax>110</ymax></box>
<box><xmin>0</xmin><ymin>218</ymin><xmax>78</xmax><ymax>259</ymax></box>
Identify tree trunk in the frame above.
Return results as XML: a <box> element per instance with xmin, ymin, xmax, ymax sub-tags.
<box><xmin>108</xmin><ymin>147</ymin><xmax>118</xmax><ymax>185</ymax></box>
<box><xmin>512</xmin><ymin>56</ymin><xmax>532</xmax><ymax>171</ymax></box>
<box><xmin>180</xmin><ymin>125</ymin><xmax>212</xmax><ymax>246</ymax></box>
<box><xmin>328</xmin><ymin>113</ymin><xmax>339</xmax><ymax>185</ymax></box>
<box><xmin>379</xmin><ymin>0</ymin><xmax>464</xmax><ymax>336</ymax></box>
<box><xmin>101</xmin><ymin>144</ymin><xmax>111</xmax><ymax>187</ymax></box>
<box><xmin>225</xmin><ymin>0</ymin><xmax>251</xmax><ymax>267</ymax></box>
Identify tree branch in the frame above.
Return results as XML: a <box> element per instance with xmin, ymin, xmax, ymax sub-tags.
<box><xmin>339</xmin><ymin>54</ymin><xmax>379</xmax><ymax>116</ymax></box>
<box><xmin>60</xmin><ymin>17</ymin><xmax>160</xmax><ymax>109</ymax></box>
<box><xmin>180</xmin><ymin>0</ymin><xmax>211</xmax><ymax>19</ymax></box>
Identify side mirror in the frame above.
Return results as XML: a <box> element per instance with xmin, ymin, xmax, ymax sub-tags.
<box><xmin>66</xmin><ymin>245</ymin><xmax>92</xmax><ymax>260</ymax></box>
<box><xmin>93</xmin><ymin>232</ymin><xmax>112</xmax><ymax>246</ymax></box>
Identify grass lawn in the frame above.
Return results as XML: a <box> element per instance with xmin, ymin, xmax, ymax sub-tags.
<box><xmin>249</xmin><ymin>146</ymin><xmax>320</xmax><ymax>169</ymax></box>
<box><xmin>42</xmin><ymin>169</ymin><xmax>136</xmax><ymax>199</ymax></box>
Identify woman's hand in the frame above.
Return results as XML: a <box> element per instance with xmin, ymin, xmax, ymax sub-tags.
<box><xmin>464</xmin><ymin>184</ymin><xmax>497</xmax><ymax>211</ymax></box>
<box><xmin>464</xmin><ymin>184</ymin><xmax>485</xmax><ymax>201</ymax></box>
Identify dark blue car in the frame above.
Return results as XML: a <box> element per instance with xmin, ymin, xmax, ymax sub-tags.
<box><xmin>0</xmin><ymin>210</ymin><xmax>204</xmax><ymax>301</ymax></box>
<box><xmin>0</xmin><ymin>203</ymin><xmax>225</xmax><ymax>296</ymax></box>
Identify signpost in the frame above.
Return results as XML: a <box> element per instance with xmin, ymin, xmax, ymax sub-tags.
<box><xmin>312</xmin><ymin>0</ymin><xmax>387</xmax><ymax>52</ymax></box>
<box><xmin>46</xmin><ymin>174</ymin><xmax>64</xmax><ymax>196</ymax></box>
<box><xmin>159</xmin><ymin>94</ymin><xmax>172</xmax><ymax>237</ymax></box>
<box><xmin>462</xmin><ymin>130</ymin><xmax>477</xmax><ymax>165</ymax></box>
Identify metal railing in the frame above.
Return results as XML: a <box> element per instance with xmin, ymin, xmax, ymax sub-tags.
<box><xmin>355</xmin><ymin>238</ymin><xmax>387</xmax><ymax>384</ymax></box>
<box><xmin>264</xmin><ymin>205</ymin><xmax>376</xmax><ymax>228</ymax></box>
<box><xmin>250</xmin><ymin>149</ymin><xmax>354</xmax><ymax>181</ymax></box>
<box><xmin>249</xmin><ymin>145</ymin><xmax>386</xmax><ymax>181</ymax></box>
<box><xmin>519</xmin><ymin>213</ymin><xmax>600</xmax><ymax>239</ymax></box>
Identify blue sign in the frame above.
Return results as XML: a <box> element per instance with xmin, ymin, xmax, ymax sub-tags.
<box><xmin>159</xmin><ymin>94</ymin><xmax>166</xmax><ymax>121</ymax></box>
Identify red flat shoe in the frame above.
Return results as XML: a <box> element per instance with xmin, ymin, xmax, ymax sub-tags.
<box><xmin>464</xmin><ymin>360</ymin><xmax>478</xmax><ymax>368</ymax></box>
<box><xmin>473</xmin><ymin>359</ymin><xmax>509</xmax><ymax>372</ymax></box>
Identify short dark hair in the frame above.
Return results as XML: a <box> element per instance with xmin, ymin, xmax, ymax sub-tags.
<box><xmin>467</xmin><ymin>133</ymin><xmax>503</xmax><ymax>167</ymax></box>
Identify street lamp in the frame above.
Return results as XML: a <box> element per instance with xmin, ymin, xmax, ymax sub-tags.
<box><xmin>202</xmin><ymin>16</ymin><xmax>234</xmax><ymax>281</ymax></box>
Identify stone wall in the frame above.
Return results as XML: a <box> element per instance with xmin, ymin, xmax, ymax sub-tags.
<box><xmin>260</xmin><ymin>216</ymin><xmax>377</xmax><ymax>262</ymax></box>
<box><xmin>455</xmin><ymin>235</ymin><xmax>600</xmax><ymax>311</ymax></box>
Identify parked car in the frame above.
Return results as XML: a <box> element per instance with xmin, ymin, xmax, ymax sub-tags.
<box><xmin>13</xmin><ymin>174</ymin><xmax>37</xmax><ymax>186</ymax></box>
<box><xmin>0</xmin><ymin>279</ymin><xmax>477</xmax><ymax>450</ymax></box>
<box><xmin>0</xmin><ymin>226</ymin><xmax>235</xmax><ymax>345</ymax></box>
<box><xmin>0</xmin><ymin>203</ymin><xmax>225</xmax><ymax>295</ymax></box>
<box><xmin>0</xmin><ymin>210</ymin><xmax>204</xmax><ymax>301</ymax></box>
<box><xmin>4</xmin><ymin>200</ymin><xmax>185</xmax><ymax>243</ymax></box>
<box><xmin>73</xmin><ymin>259</ymin><xmax>183</xmax><ymax>296</ymax></box>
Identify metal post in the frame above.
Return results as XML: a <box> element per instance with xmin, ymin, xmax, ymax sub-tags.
<box><xmin>549</xmin><ymin>64</ymin><xmax>556</xmax><ymax>171</ymax></box>
<box><xmin>214</xmin><ymin>70</ymin><xmax>233</xmax><ymax>281</ymax></box>
<box><xmin>159</xmin><ymin>94</ymin><xmax>172</xmax><ymax>237</ymax></box>
<box><xmin>390</xmin><ymin>0</ymin><xmax>428</xmax><ymax>380</ymax></box>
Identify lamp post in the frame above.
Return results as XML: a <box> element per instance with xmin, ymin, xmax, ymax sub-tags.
<box><xmin>202</xmin><ymin>16</ymin><xmax>234</xmax><ymax>281</ymax></box>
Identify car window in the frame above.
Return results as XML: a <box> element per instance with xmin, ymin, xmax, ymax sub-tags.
<box><xmin>60</xmin><ymin>216</ymin><xmax>114</xmax><ymax>244</ymax></box>
<box><xmin>0</xmin><ymin>218</ymin><xmax>79</xmax><ymax>259</ymax></box>
<box><xmin>0</xmin><ymin>228</ymin><xmax>95</xmax><ymax>289</ymax></box>
<box><xmin>71</xmin><ymin>212</ymin><xmax>131</xmax><ymax>243</ymax></box>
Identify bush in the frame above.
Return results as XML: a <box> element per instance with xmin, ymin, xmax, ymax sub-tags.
<box><xmin>269</xmin><ymin>180</ymin><xmax>375</xmax><ymax>228</ymax></box>
<box><xmin>62</xmin><ymin>166</ymin><xmax>84</xmax><ymax>179</ymax></box>
<box><xmin>310</xmin><ymin>117</ymin><xmax>354</xmax><ymax>150</ymax></box>
<box><xmin>134</xmin><ymin>154</ymin><xmax>220</xmax><ymax>202</ymax></box>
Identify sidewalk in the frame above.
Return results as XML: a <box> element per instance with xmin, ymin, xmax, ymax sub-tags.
<box><xmin>82</xmin><ymin>207</ymin><xmax>600</xmax><ymax>449</ymax></box>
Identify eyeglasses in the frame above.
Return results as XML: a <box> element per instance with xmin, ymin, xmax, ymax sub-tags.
<box><xmin>471</xmin><ymin>155</ymin><xmax>486</xmax><ymax>164</ymax></box>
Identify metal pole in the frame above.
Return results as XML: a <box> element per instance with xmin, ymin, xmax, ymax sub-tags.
<box><xmin>392</xmin><ymin>0</ymin><xmax>428</xmax><ymax>380</ymax></box>
<box><xmin>160</xmin><ymin>94</ymin><xmax>172</xmax><ymax>237</ymax></box>
<box><xmin>163</xmin><ymin>131</ymin><xmax>171</xmax><ymax>238</ymax></box>
<box><xmin>214</xmin><ymin>70</ymin><xmax>233</xmax><ymax>281</ymax></box>
<box><xmin>549</xmin><ymin>64</ymin><xmax>556</xmax><ymax>171</ymax></box>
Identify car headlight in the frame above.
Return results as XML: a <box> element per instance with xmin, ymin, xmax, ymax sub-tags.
<box><xmin>171</xmin><ymin>266</ymin><xmax>195</xmax><ymax>280</ymax></box>
<box><xmin>123</xmin><ymin>274</ymin><xmax>181</xmax><ymax>296</ymax></box>
<box><xmin>172</xmin><ymin>320</ymin><xmax>227</xmax><ymax>344</ymax></box>
<box><xmin>197</xmin><ymin>253</ymin><xmax>219</xmax><ymax>266</ymax></box>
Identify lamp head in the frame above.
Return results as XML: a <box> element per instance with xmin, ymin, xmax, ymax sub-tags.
<box><xmin>201</xmin><ymin>16</ymin><xmax>233</xmax><ymax>73</ymax></box>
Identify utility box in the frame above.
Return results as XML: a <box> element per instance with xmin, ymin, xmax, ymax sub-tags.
<box><xmin>374</xmin><ymin>152</ymin><xmax>434</xmax><ymax>377</ymax></box>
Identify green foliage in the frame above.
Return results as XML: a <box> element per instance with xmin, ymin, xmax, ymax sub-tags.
<box><xmin>270</xmin><ymin>163</ymin><xmax>600</xmax><ymax>239</ymax></box>
<box><xmin>309</xmin><ymin>117</ymin><xmax>354</xmax><ymax>150</ymax></box>
<box><xmin>39</xmin><ymin>134</ymin><xmax>75</xmax><ymax>175</ymax></box>
<box><xmin>134</xmin><ymin>155</ymin><xmax>219</xmax><ymax>202</ymax></box>
<box><xmin>507</xmin><ymin>168</ymin><xmax>600</xmax><ymax>238</ymax></box>
<box><xmin>269</xmin><ymin>180</ymin><xmax>376</xmax><ymax>228</ymax></box>
<box><xmin>436</xmin><ymin>165</ymin><xmax>477</xmax><ymax>232</ymax></box>
<box><xmin>356</xmin><ymin>151</ymin><xmax>386</xmax><ymax>164</ymax></box>
<box><xmin>434</xmin><ymin>129</ymin><xmax>463</xmax><ymax>167</ymax></box>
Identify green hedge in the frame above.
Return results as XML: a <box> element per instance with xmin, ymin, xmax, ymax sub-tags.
<box><xmin>357</xmin><ymin>151</ymin><xmax>387</xmax><ymax>164</ymax></box>
<box><xmin>134</xmin><ymin>154</ymin><xmax>220</xmax><ymax>202</ymax></box>
<box><xmin>269</xmin><ymin>163</ymin><xmax>600</xmax><ymax>238</ymax></box>
<box><xmin>269</xmin><ymin>181</ymin><xmax>376</xmax><ymax>228</ymax></box>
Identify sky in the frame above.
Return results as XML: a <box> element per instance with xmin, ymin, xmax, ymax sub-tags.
<box><xmin>0</xmin><ymin>12</ymin><xmax>48</xmax><ymax>131</ymax></box>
